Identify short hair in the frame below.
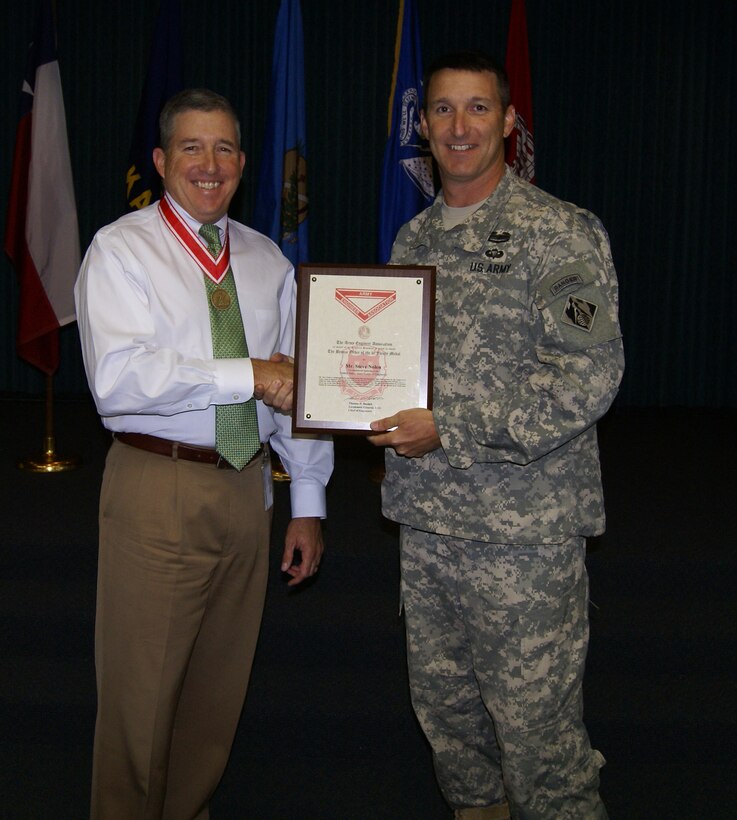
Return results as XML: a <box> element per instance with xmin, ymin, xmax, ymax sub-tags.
<box><xmin>423</xmin><ymin>51</ymin><xmax>511</xmax><ymax>112</ymax></box>
<box><xmin>158</xmin><ymin>88</ymin><xmax>241</xmax><ymax>151</ymax></box>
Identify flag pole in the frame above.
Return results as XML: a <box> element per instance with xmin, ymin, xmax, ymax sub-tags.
<box><xmin>370</xmin><ymin>0</ymin><xmax>432</xmax><ymax>483</ymax></box>
<box><xmin>6</xmin><ymin>0</ymin><xmax>80</xmax><ymax>472</ymax></box>
<box><xmin>18</xmin><ymin>373</ymin><xmax>80</xmax><ymax>472</ymax></box>
<box><xmin>253</xmin><ymin>0</ymin><xmax>310</xmax><ymax>483</ymax></box>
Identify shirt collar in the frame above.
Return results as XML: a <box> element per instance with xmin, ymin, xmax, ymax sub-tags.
<box><xmin>163</xmin><ymin>194</ymin><xmax>228</xmax><ymax>244</ymax></box>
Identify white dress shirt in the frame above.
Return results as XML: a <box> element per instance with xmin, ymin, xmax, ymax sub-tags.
<box><xmin>74</xmin><ymin>198</ymin><xmax>332</xmax><ymax>517</ymax></box>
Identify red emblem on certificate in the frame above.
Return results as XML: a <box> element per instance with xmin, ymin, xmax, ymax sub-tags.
<box><xmin>339</xmin><ymin>351</ymin><xmax>388</xmax><ymax>399</ymax></box>
<box><xmin>334</xmin><ymin>289</ymin><xmax>397</xmax><ymax>323</ymax></box>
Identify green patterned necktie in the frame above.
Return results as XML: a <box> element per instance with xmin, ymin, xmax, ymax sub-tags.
<box><xmin>199</xmin><ymin>223</ymin><xmax>260</xmax><ymax>470</ymax></box>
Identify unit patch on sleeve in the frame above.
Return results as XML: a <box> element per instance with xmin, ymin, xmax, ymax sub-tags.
<box><xmin>562</xmin><ymin>295</ymin><xmax>598</xmax><ymax>332</ymax></box>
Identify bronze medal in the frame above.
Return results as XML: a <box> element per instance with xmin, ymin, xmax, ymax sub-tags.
<box><xmin>210</xmin><ymin>288</ymin><xmax>231</xmax><ymax>310</ymax></box>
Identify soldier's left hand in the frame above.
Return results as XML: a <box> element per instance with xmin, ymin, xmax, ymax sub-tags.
<box><xmin>368</xmin><ymin>408</ymin><xmax>441</xmax><ymax>457</ymax></box>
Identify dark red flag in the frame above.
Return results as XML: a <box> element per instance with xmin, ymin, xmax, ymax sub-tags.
<box><xmin>504</xmin><ymin>0</ymin><xmax>536</xmax><ymax>183</ymax></box>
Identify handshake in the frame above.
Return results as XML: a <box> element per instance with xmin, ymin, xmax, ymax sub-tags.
<box><xmin>251</xmin><ymin>352</ymin><xmax>294</xmax><ymax>413</ymax></box>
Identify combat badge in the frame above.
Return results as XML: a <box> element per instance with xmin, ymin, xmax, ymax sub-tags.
<box><xmin>562</xmin><ymin>295</ymin><xmax>598</xmax><ymax>332</ymax></box>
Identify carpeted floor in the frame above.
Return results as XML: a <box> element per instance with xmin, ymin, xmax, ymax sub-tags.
<box><xmin>1</xmin><ymin>398</ymin><xmax>735</xmax><ymax>818</ymax></box>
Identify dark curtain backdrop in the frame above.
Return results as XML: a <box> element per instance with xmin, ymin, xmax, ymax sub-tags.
<box><xmin>1</xmin><ymin>1</ymin><xmax>735</xmax><ymax>406</ymax></box>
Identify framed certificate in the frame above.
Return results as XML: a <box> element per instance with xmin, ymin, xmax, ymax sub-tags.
<box><xmin>293</xmin><ymin>264</ymin><xmax>435</xmax><ymax>434</ymax></box>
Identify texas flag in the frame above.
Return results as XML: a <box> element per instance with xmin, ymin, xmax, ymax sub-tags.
<box><xmin>4</xmin><ymin>0</ymin><xmax>80</xmax><ymax>375</ymax></box>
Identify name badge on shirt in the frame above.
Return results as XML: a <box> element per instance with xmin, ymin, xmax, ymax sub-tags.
<box><xmin>262</xmin><ymin>449</ymin><xmax>274</xmax><ymax>510</ymax></box>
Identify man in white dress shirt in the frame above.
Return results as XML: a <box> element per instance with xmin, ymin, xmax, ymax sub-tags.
<box><xmin>75</xmin><ymin>88</ymin><xmax>333</xmax><ymax>819</ymax></box>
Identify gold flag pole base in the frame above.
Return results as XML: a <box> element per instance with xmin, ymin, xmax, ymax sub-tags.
<box><xmin>16</xmin><ymin>374</ymin><xmax>80</xmax><ymax>472</ymax></box>
<box><xmin>271</xmin><ymin>453</ymin><xmax>291</xmax><ymax>483</ymax></box>
<box><xmin>18</xmin><ymin>435</ymin><xmax>80</xmax><ymax>473</ymax></box>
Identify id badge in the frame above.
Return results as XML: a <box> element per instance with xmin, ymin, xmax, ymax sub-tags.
<box><xmin>261</xmin><ymin>448</ymin><xmax>274</xmax><ymax>510</ymax></box>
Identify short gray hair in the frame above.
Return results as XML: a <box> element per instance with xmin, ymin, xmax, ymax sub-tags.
<box><xmin>158</xmin><ymin>88</ymin><xmax>241</xmax><ymax>150</ymax></box>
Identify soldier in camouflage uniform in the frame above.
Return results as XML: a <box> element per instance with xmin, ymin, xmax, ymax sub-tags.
<box><xmin>369</xmin><ymin>52</ymin><xmax>623</xmax><ymax>819</ymax></box>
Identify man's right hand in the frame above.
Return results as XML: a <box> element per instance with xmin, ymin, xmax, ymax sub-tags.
<box><xmin>252</xmin><ymin>353</ymin><xmax>294</xmax><ymax>412</ymax></box>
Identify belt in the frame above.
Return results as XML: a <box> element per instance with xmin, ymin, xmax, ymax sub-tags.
<box><xmin>113</xmin><ymin>432</ymin><xmax>263</xmax><ymax>469</ymax></box>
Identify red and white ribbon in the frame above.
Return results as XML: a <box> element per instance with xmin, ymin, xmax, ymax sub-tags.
<box><xmin>159</xmin><ymin>195</ymin><xmax>230</xmax><ymax>284</ymax></box>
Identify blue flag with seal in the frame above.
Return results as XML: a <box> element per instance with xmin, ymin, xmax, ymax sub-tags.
<box><xmin>125</xmin><ymin>0</ymin><xmax>182</xmax><ymax>212</ymax></box>
<box><xmin>253</xmin><ymin>0</ymin><xmax>309</xmax><ymax>268</ymax></box>
<box><xmin>377</xmin><ymin>0</ymin><xmax>434</xmax><ymax>263</ymax></box>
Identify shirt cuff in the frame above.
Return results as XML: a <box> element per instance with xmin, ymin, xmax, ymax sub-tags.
<box><xmin>212</xmin><ymin>357</ymin><xmax>254</xmax><ymax>403</ymax></box>
<box><xmin>289</xmin><ymin>479</ymin><xmax>327</xmax><ymax>519</ymax></box>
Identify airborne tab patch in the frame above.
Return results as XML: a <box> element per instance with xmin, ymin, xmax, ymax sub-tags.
<box><xmin>561</xmin><ymin>296</ymin><xmax>598</xmax><ymax>332</ymax></box>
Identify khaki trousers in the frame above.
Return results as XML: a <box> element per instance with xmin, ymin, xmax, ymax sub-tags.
<box><xmin>91</xmin><ymin>440</ymin><xmax>272</xmax><ymax>820</ymax></box>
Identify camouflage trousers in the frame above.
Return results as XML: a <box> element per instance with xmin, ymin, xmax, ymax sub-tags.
<box><xmin>400</xmin><ymin>527</ymin><xmax>607</xmax><ymax>820</ymax></box>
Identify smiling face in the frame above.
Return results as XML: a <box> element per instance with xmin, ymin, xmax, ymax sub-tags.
<box><xmin>153</xmin><ymin>108</ymin><xmax>245</xmax><ymax>224</ymax></box>
<box><xmin>420</xmin><ymin>68</ymin><xmax>516</xmax><ymax>206</ymax></box>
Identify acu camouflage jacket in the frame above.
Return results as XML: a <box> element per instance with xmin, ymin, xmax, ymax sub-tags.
<box><xmin>381</xmin><ymin>167</ymin><xmax>624</xmax><ymax>544</ymax></box>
